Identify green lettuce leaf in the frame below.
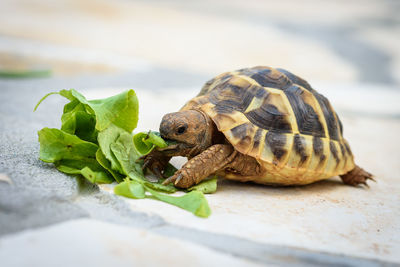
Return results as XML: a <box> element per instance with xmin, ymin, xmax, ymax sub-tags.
<box><xmin>110</xmin><ymin>131</ymin><xmax>143</xmax><ymax>176</ymax></box>
<box><xmin>35</xmin><ymin>91</ymin><xmax>97</xmax><ymax>143</ymax></box>
<box><xmin>35</xmin><ymin>89</ymin><xmax>139</xmax><ymax>133</ymax></box>
<box><xmin>97</xmin><ymin>124</ymin><xmax>125</xmax><ymax>174</ymax></box>
<box><xmin>114</xmin><ymin>179</ymin><xmax>146</xmax><ymax>199</ymax></box>
<box><xmin>128</xmin><ymin>171</ymin><xmax>177</xmax><ymax>193</ymax></box>
<box><xmin>188</xmin><ymin>177</ymin><xmax>218</xmax><ymax>194</ymax></box>
<box><xmin>114</xmin><ymin>177</ymin><xmax>211</xmax><ymax>218</ymax></box>
<box><xmin>133</xmin><ymin>131</ymin><xmax>167</xmax><ymax>155</ymax></box>
<box><xmin>118</xmin><ymin>172</ymin><xmax>210</xmax><ymax>217</ymax></box>
<box><xmin>57</xmin><ymin>164</ymin><xmax>114</xmax><ymax>184</ymax></box>
<box><xmin>38</xmin><ymin>128</ymin><xmax>113</xmax><ymax>184</ymax></box>
<box><xmin>38</xmin><ymin>128</ymin><xmax>98</xmax><ymax>163</ymax></box>
<box><xmin>96</xmin><ymin>149</ymin><xmax>124</xmax><ymax>183</ymax></box>
<box><xmin>60</xmin><ymin>100</ymin><xmax>97</xmax><ymax>143</ymax></box>
<box><xmin>87</xmin><ymin>90</ymin><xmax>139</xmax><ymax>132</ymax></box>
<box><xmin>146</xmin><ymin>187</ymin><xmax>211</xmax><ymax>218</ymax></box>
<box><xmin>36</xmin><ymin>89</ymin><xmax>214</xmax><ymax>218</ymax></box>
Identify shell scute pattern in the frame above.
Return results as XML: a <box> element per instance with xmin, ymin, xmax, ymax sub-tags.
<box><xmin>229</xmin><ymin>122</ymin><xmax>257</xmax><ymax>154</ymax></box>
<box><xmin>314</xmin><ymin>93</ymin><xmax>341</xmax><ymax>141</ymax></box>
<box><xmin>276</xmin><ymin>68</ymin><xmax>314</xmax><ymax>92</ymax></box>
<box><xmin>245</xmin><ymin>93</ymin><xmax>292</xmax><ymax>134</ymax></box>
<box><xmin>293</xmin><ymin>134</ymin><xmax>309</xmax><ymax>165</ymax></box>
<box><xmin>238</xmin><ymin>67</ymin><xmax>292</xmax><ymax>90</ymax></box>
<box><xmin>263</xmin><ymin>131</ymin><xmax>290</xmax><ymax>165</ymax></box>
<box><xmin>184</xmin><ymin>66</ymin><xmax>355</xmax><ymax>183</ymax></box>
<box><xmin>286</xmin><ymin>134</ymin><xmax>313</xmax><ymax>175</ymax></box>
<box><xmin>283</xmin><ymin>85</ymin><xmax>325</xmax><ymax>137</ymax></box>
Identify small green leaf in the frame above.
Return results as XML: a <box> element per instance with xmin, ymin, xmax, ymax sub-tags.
<box><xmin>133</xmin><ymin>131</ymin><xmax>167</xmax><ymax>155</ymax></box>
<box><xmin>36</xmin><ymin>89</ymin><xmax>139</xmax><ymax>133</ymax></box>
<box><xmin>55</xmin><ymin>161</ymin><xmax>114</xmax><ymax>184</ymax></box>
<box><xmin>110</xmin><ymin>131</ymin><xmax>142</xmax><ymax>176</ymax></box>
<box><xmin>97</xmin><ymin>125</ymin><xmax>125</xmax><ymax>173</ymax></box>
<box><xmin>86</xmin><ymin>89</ymin><xmax>139</xmax><ymax>132</ymax></box>
<box><xmin>127</xmin><ymin>171</ymin><xmax>177</xmax><ymax>193</ymax></box>
<box><xmin>60</xmin><ymin>89</ymin><xmax>89</xmax><ymax>104</ymax></box>
<box><xmin>54</xmin><ymin>158</ymin><xmax>103</xmax><ymax>173</ymax></box>
<box><xmin>146</xmin><ymin>132</ymin><xmax>168</xmax><ymax>148</ymax></box>
<box><xmin>61</xmin><ymin>109</ymin><xmax>97</xmax><ymax>143</ymax></box>
<box><xmin>34</xmin><ymin>92</ymin><xmax>59</xmax><ymax>111</ymax></box>
<box><xmin>96</xmin><ymin>149</ymin><xmax>124</xmax><ymax>183</ymax></box>
<box><xmin>38</xmin><ymin>128</ymin><xmax>113</xmax><ymax>184</ymax></box>
<box><xmin>38</xmin><ymin>128</ymin><xmax>98</xmax><ymax>163</ymax></box>
<box><xmin>80</xmin><ymin>167</ymin><xmax>114</xmax><ymax>184</ymax></box>
<box><xmin>35</xmin><ymin>91</ymin><xmax>98</xmax><ymax>143</ymax></box>
<box><xmin>143</xmin><ymin>180</ymin><xmax>177</xmax><ymax>193</ymax></box>
<box><xmin>114</xmin><ymin>179</ymin><xmax>146</xmax><ymax>199</ymax></box>
<box><xmin>145</xmin><ymin>187</ymin><xmax>211</xmax><ymax>218</ymax></box>
<box><xmin>188</xmin><ymin>177</ymin><xmax>218</xmax><ymax>194</ymax></box>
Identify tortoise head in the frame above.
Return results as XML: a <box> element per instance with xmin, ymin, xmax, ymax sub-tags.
<box><xmin>157</xmin><ymin>110</ymin><xmax>214</xmax><ymax>157</ymax></box>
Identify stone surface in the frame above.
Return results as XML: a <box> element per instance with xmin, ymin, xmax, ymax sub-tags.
<box><xmin>0</xmin><ymin>0</ymin><xmax>399</xmax><ymax>266</ymax></box>
<box><xmin>0</xmin><ymin>219</ymin><xmax>263</xmax><ymax>267</ymax></box>
<box><xmin>1</xmin><ymin>81</ymin><xmax>399</xmax><ymax>266</ymax></box>
<box><xmin>96</xmin><ymin>86</ymin><xmax>400</xmax><ymax>263</ymax></box>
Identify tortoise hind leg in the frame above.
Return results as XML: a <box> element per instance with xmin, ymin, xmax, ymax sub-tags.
<box><xmin>340</xmin><ymin>165</ymin><xmax>375</xmax><ymax>187</ymax></box>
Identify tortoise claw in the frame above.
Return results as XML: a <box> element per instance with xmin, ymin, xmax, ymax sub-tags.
<box><xmin>162</xmin><ymin>172</ymin><xmax>182</xmax><ymax>185</ymax></box>
<box><xmin>140</xmin><ymin>150</ymin><xmax>171</xmax><ymax>179</ymax></box>
<box><xmin>162</xmin><ymin>176</ymin><xmax>174</xmax><ymax>185</ymax></box>
<box><xmin>174</xmin><ymin>174</ymin><xmax>183</xmax><ymax>186</ymax></box>
<box><xmin>153</xmin><ymin>167</ymin><xmax>165</xmax><ymax>179</ymax></box>
<box><xmin>141</xmin><ymin>158</ymin><xmax>151</xmax><ymax>171</ymax></box>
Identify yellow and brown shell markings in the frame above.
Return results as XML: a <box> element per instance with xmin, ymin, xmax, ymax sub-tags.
<box><xmin>182</xmin><ymin>66</ymin><xmax>357</xmax><ymax>185</ymax></box>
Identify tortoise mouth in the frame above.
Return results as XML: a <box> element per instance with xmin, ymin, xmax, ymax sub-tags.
<box><xmin>160</xmin><ymin>137</ymin><xmax>178</xmax><ymax>147</ymax></box>
<box><xmin>157</xmin><ymin>139</ymin><xmax>193</xmax><ymax>156</ymax></box>
<box><xmin>157</xmin><ymin>143</ymin><xmax>178</xmax><ymax>152</ymax></box>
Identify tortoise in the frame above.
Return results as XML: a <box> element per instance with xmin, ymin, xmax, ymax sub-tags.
<box><xmin>143</xmin><ymin>66</ymin><xmax>374</xmax><ymax>188</ymax></box>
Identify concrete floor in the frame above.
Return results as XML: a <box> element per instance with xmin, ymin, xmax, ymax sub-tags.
<box><xmin>0</xmin><ymin>0</ymin><xmax>399</xmax><ymax>266</ymax></box>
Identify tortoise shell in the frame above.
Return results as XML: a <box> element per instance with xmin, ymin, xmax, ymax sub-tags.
<box><xmin>181</xmin><ymin>66</ymin><xmax>355</xmax><ymax>185</ymax></box>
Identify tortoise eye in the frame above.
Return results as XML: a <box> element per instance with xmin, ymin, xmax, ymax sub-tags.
<box><xmin>176</xmin><ymin>126</ymin><xmax>187</xmax><ymax>135</ymax></box>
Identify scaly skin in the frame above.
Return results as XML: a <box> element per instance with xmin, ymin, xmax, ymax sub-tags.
<box><xmin>340</xmin><ymin>165</ymin><xmax>375</xmax><ymax>187</ymax></box>
<box><xmin>163</xmin><ymin>144</ymin><xmax>236</xmax><ymax>188</ymax></box>
<box><xmin>141</xmin><ymin>150</ymin><xmax>170</xmax><ymax>178</ymax></box>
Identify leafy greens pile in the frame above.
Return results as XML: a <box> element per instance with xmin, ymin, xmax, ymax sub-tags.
<box><xmin>35</xmin><ymin>89</ymin><xmax>216</xmax><ymax>218</ymax></box>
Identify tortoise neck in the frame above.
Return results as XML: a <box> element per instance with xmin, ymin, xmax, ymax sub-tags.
<box><xmin>186</xmin><ymin>109</ymin><xmax>216</xmax><ymax>158</ymax></box>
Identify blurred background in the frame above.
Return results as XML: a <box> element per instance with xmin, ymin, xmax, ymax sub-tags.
<box><xmin>1</xmin><ymin>0</ymin><xmax>399</xmax><ymax>125</ymax></box>
<box><xmin>1</xmin><ymin>0</ymin><xmax>399</xmax><ymax>85</ymax></box>
<box><xmin>1</xmin><ymin>0</ymin><xmax>400</xmax><ymax>266</ymax></box>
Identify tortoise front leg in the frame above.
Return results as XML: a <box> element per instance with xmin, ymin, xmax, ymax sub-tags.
<box><xmin>141</xmin><ymin>150</ymin><xmax>171</xmax><ymax>178</ymax></box>
<box><xmin>163</xmin><ymin>144</ymin><xmax>236</xmax><ymax>188</ymax></box>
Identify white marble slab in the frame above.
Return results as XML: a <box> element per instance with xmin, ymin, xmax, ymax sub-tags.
<box><xmin>89</xmin><ymin>85</ymin><xmax>400</xmax><ymax>263</ymax></box>
<box><xmin>0</xmin><ymin>219</ymin><xmax>263</xmax><ymax>267</ymax></box>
